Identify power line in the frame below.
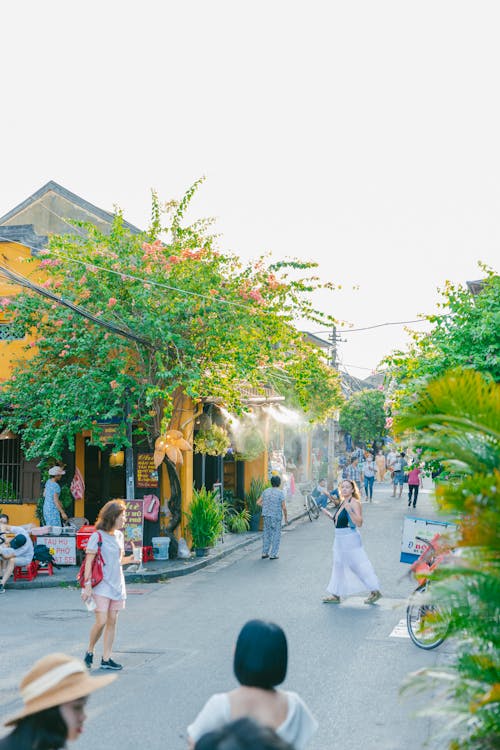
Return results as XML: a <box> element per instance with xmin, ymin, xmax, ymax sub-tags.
<box><xmin>0</xmin><ymin>264</ymin><xmax>153</xmax><ymax>347</ymax></box>
<box><xmin>312</xmin><ymin>318</ymin><xmax>433</xmax><ymax>334</ymax></box>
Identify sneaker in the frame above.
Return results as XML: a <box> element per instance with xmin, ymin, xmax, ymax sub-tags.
<box><xmin>323</xmin><ymin>595</ymin><xmax>341</xmax><ymax>603</ymax></box>
<box><xmin>83</xmin><ymin>652</ymin><xmax>93</xmax><ymax>670</ymax></box>
<box><xmin>261</xmin><ymin>554</ymin><xmax>269</xmax><ymax>559</ymax></box>
<box><xmin>269</xmin><ymin>556</ymin><xmax>279</xmax><ymax>560</ymax></box>
<box><xmin>365</xmin><ymin>590</ymin><xmax>382</xmax><ymax>604</ymax></box>
<box><xmin>100</xmin><ymin>658</ymin><xmax>123</xmax><ymax>671</ymax></box>
<box><xmin>0</xmin><ymin>584</ymin><xmax>5</xmax><ymax>594</ymax></box>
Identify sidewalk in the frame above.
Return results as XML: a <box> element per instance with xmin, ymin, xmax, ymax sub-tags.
<box><xmin>7</xmin><ymin>490</ymin><xmax>308</xmax><ymax>591</ymax></box>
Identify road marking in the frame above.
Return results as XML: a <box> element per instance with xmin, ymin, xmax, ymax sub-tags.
<box><xmin>390</xmin><ymin>619</ymin><xmax>410</xmax><ymax>638</ymax></box>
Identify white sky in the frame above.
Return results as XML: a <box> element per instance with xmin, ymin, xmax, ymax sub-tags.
<box><xmin>1</xmin><ymin>1</ymin><xmax>498</xmax><ymax>377</ymax></box>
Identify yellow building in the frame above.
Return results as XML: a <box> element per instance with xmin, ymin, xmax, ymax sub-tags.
<box><xmin>0</xmin><ymin>182</ymin><xmax>269</xmax><ymax>541</ymax></box>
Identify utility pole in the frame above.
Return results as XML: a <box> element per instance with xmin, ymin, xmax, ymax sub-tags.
<box><xmin>327</xmin><ymin>325</ymin><xmax>340</xmax><ymax>489</ymax></box>
<box><xmin>125</xmin><ymin>390</ymin><xmax>135</xmax><ymax>501</ymax></box>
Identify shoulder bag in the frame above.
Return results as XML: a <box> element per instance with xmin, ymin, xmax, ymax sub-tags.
<box><xmin>76</xmin><ymin>532</ymin><xmax>104</xmax><ymax>588</ymax></box>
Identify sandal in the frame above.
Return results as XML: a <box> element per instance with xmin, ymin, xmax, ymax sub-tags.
<box><xmin>322</xmin><ymin>595</ymin><xmax>341</xmax><ymax>603</ymax></box>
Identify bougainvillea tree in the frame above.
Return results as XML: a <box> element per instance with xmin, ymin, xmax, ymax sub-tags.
<box><xmin>0</xmin><ymin>180</ymin><xmax>341</xmax><ymax>468</ymax></box>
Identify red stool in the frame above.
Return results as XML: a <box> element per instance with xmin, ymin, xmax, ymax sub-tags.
<box><xmin>36</xmin><ymin>561</ymin><xmax>54</xmax><ymax>576</ymax></box>
<box><xmin>14</xmin><ymin>560</ymin><xmax>38</xmax><ymax>581</ymax></box>
<box><xmin>142</xmin><ymin>546</ymin><xmax>154</xmax><ymax>563</ymax></box>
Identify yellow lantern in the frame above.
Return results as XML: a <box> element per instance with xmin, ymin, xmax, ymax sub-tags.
<box><xmin>109</xmin><ymin>451</ymin><xmax>125</xmax><ymax>468</ymax></box>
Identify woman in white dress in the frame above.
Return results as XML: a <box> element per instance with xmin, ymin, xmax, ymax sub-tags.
<box><xmin>187</xmin><ymin>620</ymin><xmax>317</xmax><ymax>750</ymax></box>
<box><xmin>321</xmin><ymin>479</ymin><xmax>382</xmax><ymax>604</ymax></box>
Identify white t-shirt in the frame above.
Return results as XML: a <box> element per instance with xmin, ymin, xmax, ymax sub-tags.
<box><xmin>187</xmin><ymin>690</ymin><xmax>318</xmax><ymax>750</ymax></box>
<box><xmin>86</xmin><ymin>530</ymin><xmax>126</xmax><ymax>600</ymax></box>
<box><xmin>2</xmin><ymin>525</ymin><xmax>34</xmax><ymax>565</ymax></box>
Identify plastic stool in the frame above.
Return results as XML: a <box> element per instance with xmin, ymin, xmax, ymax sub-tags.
<box><xmin>142</xmin><ymin>546</ymin><xmax>154</xmax><ymax>563</ymax></box>
<box><xmin>36</xmin><ymin>561</ymin><xmax>54</xmax><ymax>576</ymax></box>
<box><xmin>14</xmin><ymin>560</ymin><xmax>38</xmax><ymax>581</ymax></box>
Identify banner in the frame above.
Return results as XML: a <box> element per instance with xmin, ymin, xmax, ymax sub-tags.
<box><xmin>123</xmin><ymin>499</ymin><xmax>144</xmax><ymax>552</ymax></box>
<box><xmin>136</xmin><ymin>453</ymin><xmax>159</xmax><ymax>488</ymax></box>
<box><xmin>400</xmin><ymin>515</ymin><xmax>456</xmax><ymax>564</ymax></box>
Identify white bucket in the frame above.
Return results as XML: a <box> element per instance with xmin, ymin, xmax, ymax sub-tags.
<box><xmin>152</xmin><ymin>537</ymin><xmax>170</xmax><ymax>560</ymax></box>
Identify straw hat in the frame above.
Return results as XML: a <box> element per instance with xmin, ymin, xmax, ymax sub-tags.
<box><xmin>48</xmin><ymin>466</ymin><xmax>65</xmax><ymax>477</ymax></box>
<box><xmin>5</xmin><ymin>653</ymin><xmax>116</xmax><ymax>726</ymax></box>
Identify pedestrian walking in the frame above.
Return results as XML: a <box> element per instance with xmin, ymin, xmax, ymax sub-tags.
<box><xmin>385</xmin><ymin>448</ymin><xmax>397</xmax><ymax>492</ymax></box>
<box><xmin>81</xmin><ymin>500</ymin><xmax>135</xmax><ymax>671</ymax></box>
<box><xmin>343</xmin><ymin>457</ymin><xmax>365</xmax><ymax>499</ymax></box>
<box><xmin>407</xmin><ymin>464</ymin><xmax>423</xmax><ymax>508</ymax></box>
<box><xmin>375</xmin><ymin>450</ymin><xmax>386</xmax><ymax>482</ymax></box>
<box><xmin>0</xmin><ymin>652</ymin><xmax>115</xmax><ymax>750</ymax></box>
<box><xmin>362</xmin><ymin>454</ymin><xmax>376</xmax><ymax>502</ymax></box>
<box><xmin>321</xmin><ymin>479</ymin><xmax>382</xmax><ymax>605</ymax></box>
<box><xmin>43</xmin><ymin>466</ymin><xmax>68</xmax><ymax>526</ymax></box>
<box><xmin>391</xmin><ymin>452</ymin><xmax>408</xmax><ymax>499</ymax></box>
<box><xmin>187</xmin><ymin>619</ymin><xmax>318</xmax><ymax>750</ymax></box>
<box><xmin>195</xmin><ymin>718</ymin><xmax>295</xmax><ymax>750</ymax></box>
<box><xmin>257</xmin><ymin>476</ymin><xmax>288</xmax><ymax>560</ymax></box>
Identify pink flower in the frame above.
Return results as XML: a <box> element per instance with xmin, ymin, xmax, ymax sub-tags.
<box><xmin>0</xmin><ymin>297</ymin><xmax>10</xmax><ymax>307</ymax></box>
<box><xmin>53</xmin><ymin>280</ymin><xmax>62</xmax><ymax>288</ymax></box>
<box><xmin>59</xmin><ymin>350</ymin><xmax>69</xmax><ymax>357</ymax></box>
<box><xmin>110</xmin><ymin>380</ymin><xmax>119</xmax><ymax>389</ymax></box>
<box><xmin>107</xmin><ymin>297</ymin><xmax>117</xmax><ymax>308</ymax></box>
<box><xmin>79</xmin><ymin>276</ymin><xmax>87</xmax><ymax>285</ymax></box>
<box><xmin>40</xmin><ymin>259</ymin><xmax>52</xmax><ymax>267</ymax></box>
<box><xmin>42</xmin><ymin>279</ymin><xmax>52</xmax><ymax>288</ymax></box>
<box><xmin>385</xmin><ymin>417</ymin><xmax>393</xmax><ymax>429</ymax></box>
<box><xmin>54</xmin><ymin>320</ymin><xmax>64</xmax><ymax>327</ymax></box>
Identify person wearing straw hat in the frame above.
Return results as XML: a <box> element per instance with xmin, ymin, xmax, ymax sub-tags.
<box><xmin>43</xmin><ymin>466</ymin><xmax>68</xmax><ymax>527</ymax></box>
<box><xmin>0</xmin><ymin>653</ymin><xmax>116</xmax><ymax>749</ymax></box>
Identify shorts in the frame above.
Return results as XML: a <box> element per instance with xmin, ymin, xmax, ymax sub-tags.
<box><xmin>393</xmin><ymin>472</ymin><xmax>405</xmax><ymax>485</ymax></box>
<box><xmin>93</xmin><ymin>594</ymin><xmax>125</xmax><ymax>612</ymax></box>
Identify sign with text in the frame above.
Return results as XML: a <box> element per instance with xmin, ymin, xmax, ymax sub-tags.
<box><xmin>400</xmin><ymin>515</ymin><xmax>456</xmax><ymax>564</ymax></box>
<box><xmin>98</xmin><ymin>422</ymin><xmax>121</xmax><ymax>445</ymax></box>
<box><xmin>123</xmin><ymin>499</ymin><xmax>144</xmax><ymax>551</ymax></box>
<box><xmin>136</xmin><ymin>453</ymin><xmax>159</xmax><ymax>488</ymax></box>
<box><xmin>37</xmin><ymin>535</ymin><xmax>76</xmax><ymax>566</ymax></box>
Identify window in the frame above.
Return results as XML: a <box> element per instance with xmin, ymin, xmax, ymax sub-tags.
<box><xmin>0</xmin><ymin>322</ymin><xmax>24</xmax><ymax>340</ymax></box>
<box><xmin>0</xmin><ymin>437</ymin><xmax>21</xmax><ymax>503</ymax></box>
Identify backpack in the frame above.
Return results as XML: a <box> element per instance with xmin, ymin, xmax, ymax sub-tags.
<box><xmin>33</xmin><ymin>544</ymin><xmax>58</xmax><ymax>568</ymax></box>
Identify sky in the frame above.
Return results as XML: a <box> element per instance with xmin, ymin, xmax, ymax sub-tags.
<box><xmin>1</xmin><ymin>1</ymin><xmax>498</xmax><ymax>379</ymax></box>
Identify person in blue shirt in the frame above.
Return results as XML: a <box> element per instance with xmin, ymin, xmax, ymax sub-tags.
<box><xmin>311</xmin><ymin>479</ymin><xmax>339</xmax><ymax>508</ymax></box>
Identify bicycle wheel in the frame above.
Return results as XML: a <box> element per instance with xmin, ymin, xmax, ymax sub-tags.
<box><xmin>306</xmin><ymin>494</ymin><xmax>320</xmax><ymax>521</ymax></box>
<box><xmin>406</xmin><ymin>584</ymin><xmax>448</xmax><ymax>650</ymax></box>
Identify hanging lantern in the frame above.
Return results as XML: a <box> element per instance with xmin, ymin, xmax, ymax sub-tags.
<box><xmin>109</xmin><ymin>451</ymin><xmax>124</xmax><ymax>468</ymax></box>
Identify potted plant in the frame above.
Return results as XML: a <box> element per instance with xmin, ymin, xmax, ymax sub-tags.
<box><xmin>185</xmin><ymin>486</ymin><xmax>225</xmax><ymax>556</ymax></box>
<box><xmin>245</xmin><ymin>477</ymin><xmax>269</xmax><ymax>532</ymax></box>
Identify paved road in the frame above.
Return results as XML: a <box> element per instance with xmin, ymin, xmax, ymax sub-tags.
<box><xmin>0</xmin><ymin>479</ymin><xmax>453</xmax><ymax>749</ymax></box>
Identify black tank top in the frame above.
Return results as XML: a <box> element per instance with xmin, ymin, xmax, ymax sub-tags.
<box><xmin>335</xmin><ymin>508</ymin><xmax>349</xmax><ymax>528</ymax></box>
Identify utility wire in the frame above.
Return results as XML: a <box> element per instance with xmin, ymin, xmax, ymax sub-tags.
<box><xmin>0</xmin><ymin>264</ymin><xmax>153</xmax><ymax>348</ymax></box>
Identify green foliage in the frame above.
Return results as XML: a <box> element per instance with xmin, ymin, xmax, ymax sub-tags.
<box><xmin>0</xmin><ymin>182</ymin><xmax>341</xmax><ymax>459</ymax></box>
<box><xmin>384</xmin><ymin>267</ymin><xmax>500</xmax><ymax>409</ymax></box>
<box><xmin>245</xmin><ymin>476</ymin><xmax>269</xmax><ymax>516</ymax></box>
<box><xmin>194</xmin><ymin>425</ymin><xmax>231</xmax><ymax>456</ymax></box>
<box><xmin>233</xmin><ymin>426</ymin><xmax>265</xmax><ymax>461</ymax></box>
<box><xmin>338</xmin><ymin>389</ymin><xmax>386</xmax><ymax>445</ymax></box>
<box><xmin>185</xmin><ymin>486</ymin><xmax>224</xmax><ymax>548</ymax></box>
<box><xmin>0</xmin><ymin>479</ymin><xmax>16</xmax><ymax>500</ymax></box>
<box><xmin>225</xmin><ymin>506</ymin><xmax>250</xmax><ymax>533</ymax></box>
<box><xmin>397</xmin><ymin>369</ymin><xmax>500</xmax><ymax>749</ymax></box>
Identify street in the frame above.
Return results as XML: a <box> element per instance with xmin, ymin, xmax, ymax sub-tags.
<box><xmin>1</xmin><ymin>480</ymin><xmax>453</xmax><ymax>749</ymax></box>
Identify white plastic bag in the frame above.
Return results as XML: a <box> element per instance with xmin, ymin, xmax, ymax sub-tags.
<box><xmin>177</xmin><ymin>537</ymin><xmax>190</xmax><ymax>559</ymax></box>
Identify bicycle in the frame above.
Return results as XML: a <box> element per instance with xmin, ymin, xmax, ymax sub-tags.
<box><xmin>406</xmin><ymin>533</ymin><xmax>452</xmax><ymax>650</ymax></box>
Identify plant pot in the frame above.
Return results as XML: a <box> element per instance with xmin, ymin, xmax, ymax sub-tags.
<box><xmin>249</xmin><ymin>513</ymin><xmax>261</xmax><ymax>532</ymax></box>
<box><xmin>195</xmin><ymin>547</ymin><xmax>210</xmax><ymax>557</ymax></box>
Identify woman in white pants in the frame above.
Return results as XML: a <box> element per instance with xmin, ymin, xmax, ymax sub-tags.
<box><xmin>321</xmin><ymin>479</ymin><xmax>382</xmax><ymax>605</ymax></box>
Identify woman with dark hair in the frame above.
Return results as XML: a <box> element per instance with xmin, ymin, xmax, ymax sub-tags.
<box><xmin>195</xmin><ymin>718</ymin><xmax>295</xmax><ymax>750</ymax></box>
<box><xmin>81</xmin><ymin>500</ymin><xmax>135</xmax><ymax>672</ymax></box>
<box><xmin>0</xmin><ymin>652</ymin><xmax>115</xmax><ymax>749</ymax></box>
<box><xmin>321</xmin><ymin>479</ymin><xmax>382</xmax><ymax>604</ymax></box>
<box><xmin>187</xmin><ymin>620</ymin><xmax>317</xmax><ymax>750</ymax></box>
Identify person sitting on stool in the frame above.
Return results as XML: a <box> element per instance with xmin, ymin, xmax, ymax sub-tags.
<box><xmin>0</xmin><ymin>513</ymin><xmax>34</xmax><ymax>594</ymax></box>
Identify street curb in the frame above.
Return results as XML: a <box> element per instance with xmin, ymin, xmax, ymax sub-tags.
<box><xmin>7</xmin><ymin>508</ymin><xmax>307</xmax><ymax>591</ymax></box>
